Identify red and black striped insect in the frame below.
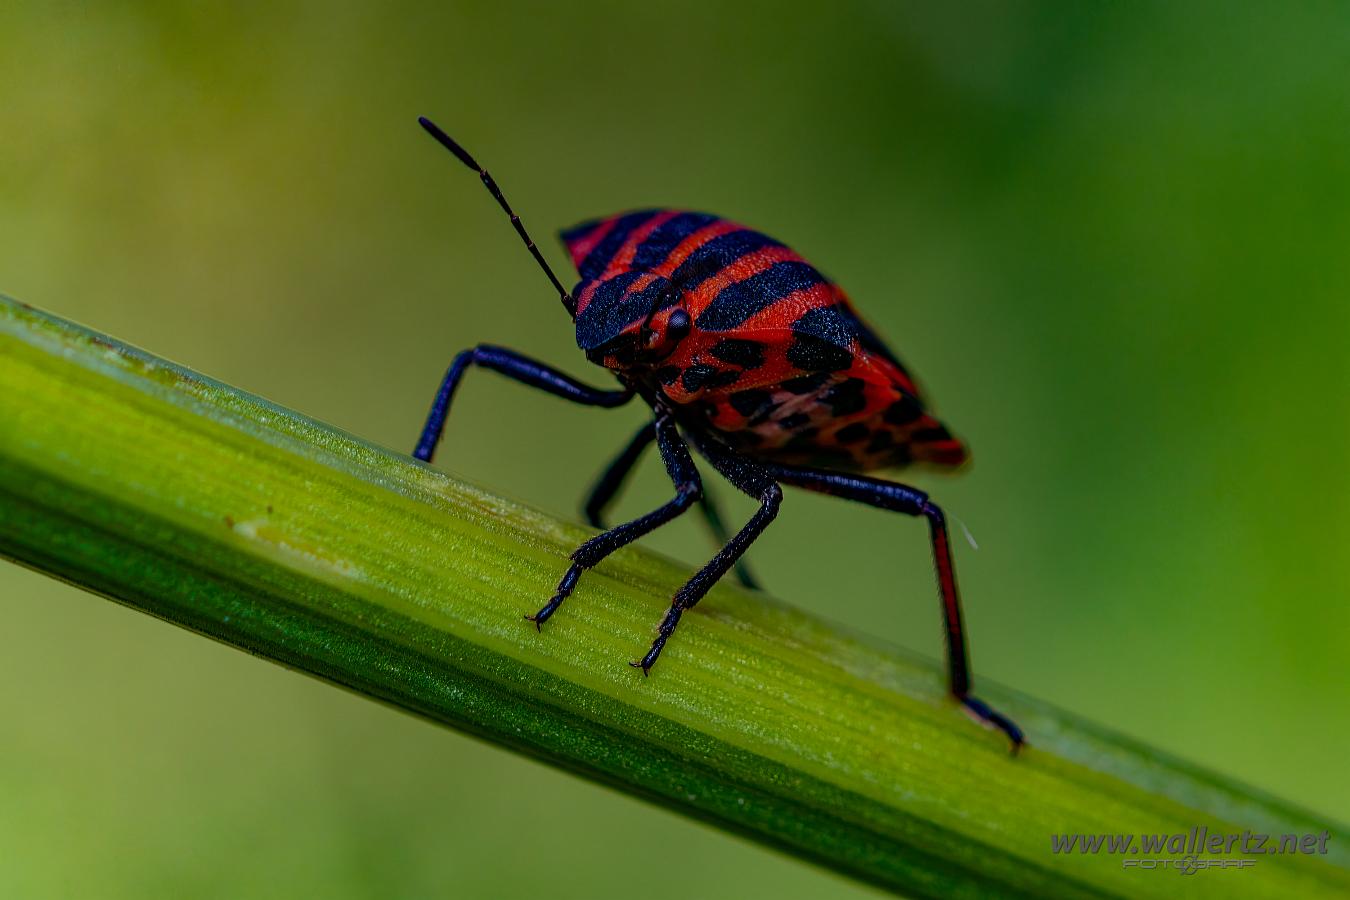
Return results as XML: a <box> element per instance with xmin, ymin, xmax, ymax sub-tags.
<box><xmin>413</xmin><ymin>117</ymin><xmax>1023</xmax><ymax>750</ymax></box>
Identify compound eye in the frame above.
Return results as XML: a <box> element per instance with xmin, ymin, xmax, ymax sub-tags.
<box><xmin>667</xmin><ymin>309</ymin><xmax>691</xmax><ymax>340</ymax></box>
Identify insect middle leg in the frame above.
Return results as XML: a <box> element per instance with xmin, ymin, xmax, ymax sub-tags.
<box><xmin>413</xmin><ymin>344</ymin><xmax>632</xmax><ymax>463</ymax></box>
<box><xmin>584</xmin><ymin>422</ymin><xmax>762</xmax><ymax>589</ymax></box>
<box><xmin>527</xmin><ymin>413</ymin><xmax>702</xmax><ymax>627</ymax></box>
<box><xmin>762</xmin><ymin>463</ymin><xmax>1024</xmax><ymax>751</ymax></box>
<box><xmin>631</xmin><ymin>437</ymin><xmax>783</xmax><ymax>673</ymax></box>
<box><xmin>581</xmin><ymin>422</ymin><xmax>658</xmax><ymax>529</ymax></box>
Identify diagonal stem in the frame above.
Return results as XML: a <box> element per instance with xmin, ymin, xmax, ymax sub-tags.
<box><xmin>0</xmin><ymin>296</ymin><xmax>1344</xmax><ymax>899</ymax></box>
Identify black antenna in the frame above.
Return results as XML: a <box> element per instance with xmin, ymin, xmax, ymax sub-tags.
<box><xmin>418</xmin><ymin>116</ymin><xmax>576</xmax><ymax>317</ymax></box>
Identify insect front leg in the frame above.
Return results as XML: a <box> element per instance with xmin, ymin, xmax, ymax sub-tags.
<box><xmin>584</xmin><ymin>422</ymin><xmax>762</xmax><ymax>589</ymax></box>
<box><xmin>632</xmin><ymin>438</ymin><xmax>782</xmax><ymax>674</ymax></box>
<box><xmin>528</xmin><ymin>413</ymin><xmax>701</xmax><ymax>628</ymax></box>
<box><xmin>413</xmin><ymin>344</ymin><xmax>632</xmax><ymax>463</ymax></box>
<box><xmin>763</xmin><ymin>463</ymin><xmax>1025</xmax><ymax>753</ymax></box>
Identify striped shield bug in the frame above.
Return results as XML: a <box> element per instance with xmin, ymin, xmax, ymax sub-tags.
<box><xmin>413</xmin><ymin>117</ymin><xmax>1023</xmax><ymax>751</ymax></box>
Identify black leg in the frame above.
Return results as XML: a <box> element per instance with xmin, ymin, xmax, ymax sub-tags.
<box><xmin>528</xmin><ymin>413</ymin><xmax>701</xmax><ymax>627</ymax></box>
<box><xmin>762</xmin><ymin>463</ymin><xmax>1024</xmax><ymax>753</ymax></box>
<box><xmin>582</xmin><ymin>422</ymin><xmax>656</xmax><ymax>528</ymax></box>
<box><xmin>695</xmin><ymin>487</ymin><xmax>762</xmax><ymax>591</ymax></box>
<box><xmin>413</xmin><ymin>344</ymin><xmax>631</xmax><ymax>462</ymax></box>
<box><xmin>632</xmin><ymin>436</ymin><xmax>783</xmax><ymax>673</ymax></box>
<box><xmin>583</xmin><ymin>423</ymin><xmax>762</xmax><ymax>589</ymax></box>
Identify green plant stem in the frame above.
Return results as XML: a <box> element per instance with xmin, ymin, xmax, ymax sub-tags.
<box><xmin>0</xmin><ymin>296</ymin><xmax>1343</xmax><ymax>899</ymax></box>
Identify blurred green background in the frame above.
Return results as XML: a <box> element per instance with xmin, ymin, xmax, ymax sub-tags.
<box><xmin>2</xmin><ymin>2</ymin><xmax>1347</xmax><ymax>897</ymax></box>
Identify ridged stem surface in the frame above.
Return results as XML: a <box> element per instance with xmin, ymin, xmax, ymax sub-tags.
<box><xmin>0</xmin><ymin>296</ymin><xmax>1344</xmax><ymax>899</ymax></box>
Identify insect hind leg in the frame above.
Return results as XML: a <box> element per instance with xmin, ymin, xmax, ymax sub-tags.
<box><xmin>762</xmin><ymin>463</ymin><xmax>1025</xmax><ymax>753</ymax></box>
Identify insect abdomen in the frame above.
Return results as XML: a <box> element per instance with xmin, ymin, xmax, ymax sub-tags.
<box><xmin>688</xmin><ymin>371</ymin><xmax>967</xmax><ymax>472</ymax></box>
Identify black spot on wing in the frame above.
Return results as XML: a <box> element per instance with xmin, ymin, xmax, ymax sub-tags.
<box><xmin>681</xmin><ymin>363</ymin><xmax>740</xmax><ymax>393</ymax></box>
<box><xmin>866</xmin><ymin>430</ymin><xmax>894</xmax><ymax>453</ymax></box>
<box><xmin>708</xmin><ymin>338</ymin><xmax>766</xmax><ymax>369</ymax></box>
<box><xmin>883</xmin><ymin>396</ymin><xmax>924</xmax><ymax>425</ymax></box>
<box><xmin>631</xmin><ymin>212</ymin><xmax>718</xmax><ymax>271</ymax></box>
<box><xmin>778</xmin><ymin>412</ymin><xmax>810</xmax><ymax>430</ymax></box>
<box><xmin>697</xmin><ymin>261</ymin><xmax>826</xmax><ymax>332</ymax></box>
<box><xmin>834</xmin><ymin>423</ymin><xmax>870</xmax><ymax>444</ymax></box>
<box><xmin>822</xmin><ymin>378</ymin><xmax>867</xmax><ymax>416</ymax></box>
<box><xmin>782</xmin><ymin>426</ymin><xmax>820</xmax><ymax>451</ymax></box>
<box><xmin>728</xmin><ymin>388</ymin><xmax>772</xmax><ymax>418</ymax></box>
<box><xmin>780</xmin><ymin>372</ymin><xmax>831</xmax><ymax>394</ymax></box>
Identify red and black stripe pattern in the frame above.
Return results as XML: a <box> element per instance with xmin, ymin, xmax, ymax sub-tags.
<box><xmin>561</xmin><ymin>209</ymin><xmax>968</xmax><ymax>472</ymax></box>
